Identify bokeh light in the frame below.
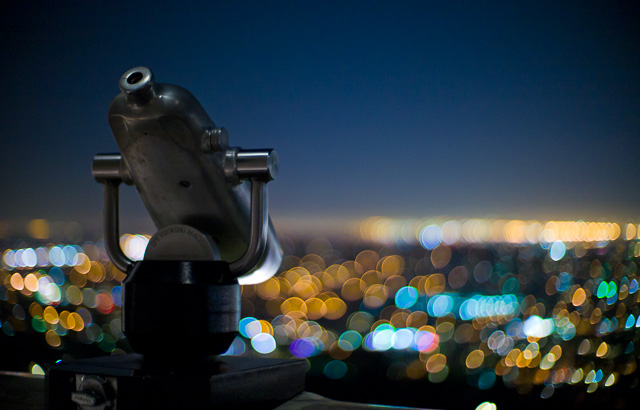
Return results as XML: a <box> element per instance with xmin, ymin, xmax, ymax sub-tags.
<box><xmin>0</xmin><ymin>218</ymin><xmax>638</xmax><ymax>408</ymax></box>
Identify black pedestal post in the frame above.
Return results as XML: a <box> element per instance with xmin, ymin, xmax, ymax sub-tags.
<box><xmin>46</xmin><ymin>261</ymin><xmax>305</xmax><ymax>409</ymax></box>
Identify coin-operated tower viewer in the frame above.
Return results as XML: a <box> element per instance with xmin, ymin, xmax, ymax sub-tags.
<box><xmin>46</xmin><ymin>67</ymin><xmax>305</xmax><ymax>409</ymax></box>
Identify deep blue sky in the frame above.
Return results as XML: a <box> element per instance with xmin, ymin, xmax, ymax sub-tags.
<box><xmin>1</xmin><ymin>1</ymin><xmax>639</xmax><ymax>234</ymax></box>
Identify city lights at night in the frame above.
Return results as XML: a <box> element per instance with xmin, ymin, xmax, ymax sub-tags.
<box><xmin>1</xmin><ymin>1</ymin><xmax>639</xmax><ymax>409</ymax></box>
<box><xmin>2</xmin><ymin>217</ymin><xmax>640</xmax><ymax>408</ymax></box>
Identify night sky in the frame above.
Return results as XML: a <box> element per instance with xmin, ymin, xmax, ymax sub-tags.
<box><xmin>1</xmin><ymin>1</ymin><xmax>639</xmax><ymax>236</ymax></box>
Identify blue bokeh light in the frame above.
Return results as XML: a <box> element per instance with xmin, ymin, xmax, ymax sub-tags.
<box><xmin>395</xmin><ymin>286</ymin><xmax>419</xmax><ymax>309</ymax></box>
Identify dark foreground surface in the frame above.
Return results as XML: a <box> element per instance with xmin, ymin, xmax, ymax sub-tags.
<box><xmin>0</xmin><ymin>367</ymin><xmax>635</xmax><ymax>410</ymax></box>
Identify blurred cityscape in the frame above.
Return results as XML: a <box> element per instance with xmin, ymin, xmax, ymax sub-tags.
<box><xmin>1</xmin><ymin>217</ymin><xmax>640</xmax><ymax>409</ymax></box>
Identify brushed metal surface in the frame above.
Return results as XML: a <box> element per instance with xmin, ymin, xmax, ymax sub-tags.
<box><xmin>107</xmin><ymin>67</ymin><xmax>282</xmax><ymax>283</ymax></box>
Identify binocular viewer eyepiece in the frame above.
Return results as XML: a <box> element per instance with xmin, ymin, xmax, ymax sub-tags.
<box><xmin>92</xmin><ymin>67</ymin><xmax>283</xmax><ymax>357</ymax></box>
<box><xmin>47</xmin><ymin>68</ymin><xmax>303</xmax><ymax>410</ymax></box>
